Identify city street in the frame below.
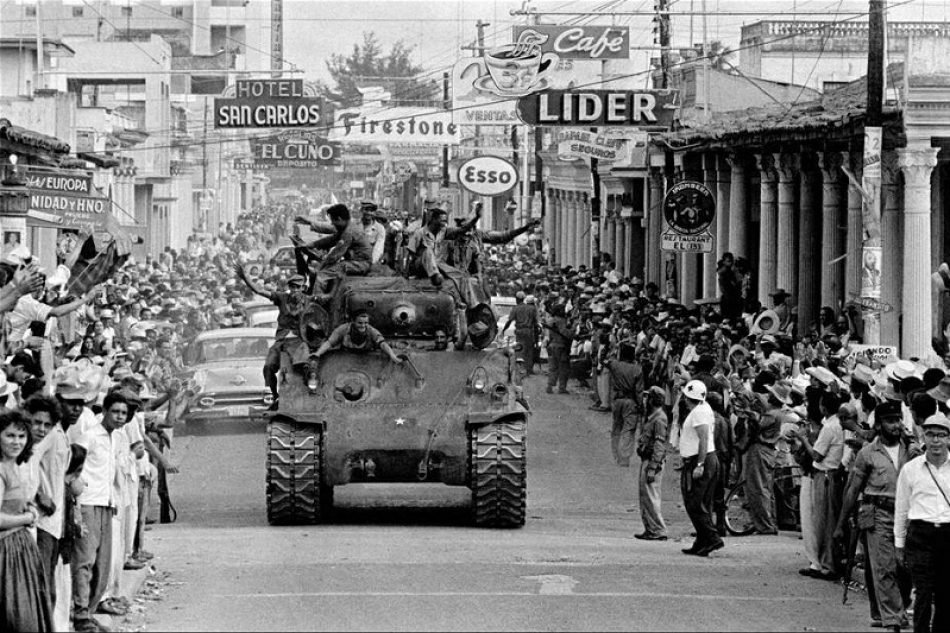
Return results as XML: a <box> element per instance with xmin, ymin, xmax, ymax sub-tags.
<box><xmin>142</xmin><ymin>377</ymin><xmax>869</xmax><ymax>632</ymax></box>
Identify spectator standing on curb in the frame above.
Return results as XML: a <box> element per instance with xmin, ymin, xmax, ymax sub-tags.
<box><xmin>67</xmin><ymin>389</ymin><xmax>131</xmax><ymax>632</ymax></box>
<box><xmin>543</xmin><ymin>302</ymin><xmax>572</xmax><ymax>395</ymax></box>
<box><xmin>678</xmin><ymin>380</ymin><xmax>723</xmax><ymax>557</ymax></box>
<box><xmin>895</xmin><ymin>413</ymin><xmax>950</xmax><ymax>633</ymax></box>
<box><xmin>0</xmin><ymin>409</ymin><xmax>53</xmax><ymax>631</ymax></box>
<box><xmin>606</xmin><ymin>343</ymin><xmax>644</xmax><ymax>467</ymax></box>
<box><xmin>635</xmin><ymin>386</ymin><xmax>669</xmax><ymax>541</ymax></box>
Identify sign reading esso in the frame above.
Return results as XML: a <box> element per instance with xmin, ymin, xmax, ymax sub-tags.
<box><xmin>457</xmin><ymin>156</ymin><xmax>519</xmax><ymax>196</ymax></box>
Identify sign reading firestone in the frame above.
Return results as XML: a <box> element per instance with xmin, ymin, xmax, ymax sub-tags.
<box><xmin>516</xmin><ymin>90</ymin><xmax>677</xmax><ymax>127</ymax></box>
<box><xmin>511</xmin><ymin>25</ymin><xmax>630</xmax><ymax>59</ymax></box>
<box><xmin>214</xmin><ymin>79</ymin><xmax>326</xmax><ymax>128</ymax></box>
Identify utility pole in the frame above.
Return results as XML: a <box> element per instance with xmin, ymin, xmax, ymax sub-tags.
<box><xmin>201</xmin><ymin>97</ymin><xmax>209</xmax><ymax>231</ymax></box>
<box><xmin>655</xmin><ymin>0</ymin><xmax>677</xmax><ymax>296</ymax></box>
<box><xmin>271</xmin><ymin>0</ymin><xmax>283</xmax><ymax>78</ymax></box>
<box><xmin>34</xmin><ymin>0</ymin><xmax>44</xmax><ymax>93</ymax></box>
<box><xmin>861</xmin><ymin>0</ymin><xmax>885</xmax><ymax>344</ymax></box>
<box><xmin>473</xmin><ymin>20</ymin><xmax>489</xmax><ymax>159</ymax></box>
<box><xmin>441</xmin><ymin>71</ymin><xmax>450</xmax><ymax>188</ymax></box>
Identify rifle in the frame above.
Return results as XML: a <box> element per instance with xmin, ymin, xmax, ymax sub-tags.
<box><xmin>841</xmin><ymin>513</ymin><xmax>860</xmax><ymax>604</ymax></box>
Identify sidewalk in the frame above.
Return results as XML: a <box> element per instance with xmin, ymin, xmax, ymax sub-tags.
<box><xmin>93</xmin><ymin>565</ymin><xmax>153</xmax><ymax>631</ymax></box>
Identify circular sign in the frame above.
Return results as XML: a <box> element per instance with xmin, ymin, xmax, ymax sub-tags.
<box><xmin>663</xmin><ymin>180</ymin><xmax>715</xmax><ymax>235</ymax></box>
<box><xmin>457</xmin><ymin>156</ymin><xmax>519</xmax><ymax>196</ymax></box>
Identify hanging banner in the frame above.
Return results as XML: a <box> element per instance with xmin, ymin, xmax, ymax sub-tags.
<box><xmin>511</xmin><ymin>25</ymin><xmax>630</xmax><ymax>59</ymax></box>
<box><xmin>327</xmin><ymin>107</ymin><xmax>460</xmax><ymax>145</ymax></box>
<box><xmin>660</xmin><ymin>180</ymin><xmax>716</xmax><ymax>254</ymax></box>
<box><xmin>555</xmin><ymin>129</ymin><xmax>627</xmax><ymax>162</ymax></box>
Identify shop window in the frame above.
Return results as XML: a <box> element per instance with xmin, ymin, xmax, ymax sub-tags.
<box><xmin>172</xmin><ymin>6</ymin><xmax>184</xmax><ymax>18</ymax></box>
<box><xmin>25</xmin><ymin>5</ymin><xmax>36</xmax><ymax>17</ymax></box>
<box><xmin>72</xmin><ymin>6</ymin><xmax>83</xmax><ymax>17</ymax></box>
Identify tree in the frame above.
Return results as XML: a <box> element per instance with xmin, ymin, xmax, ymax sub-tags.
<box><xmin>325</xmin><ymin>32</ymin><xmax>440</xmax><ymax>107</ymax></box>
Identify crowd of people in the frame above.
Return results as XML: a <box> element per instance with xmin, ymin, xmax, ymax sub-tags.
<box><xmin>485</xmin><ymin>246</ymin><xmax>950</xmax><ymax>633</ymax></box>
<box><xmin>4</xmin><ymin>189</ymin><xmax>950</xmax><ymax>632</ymax></box>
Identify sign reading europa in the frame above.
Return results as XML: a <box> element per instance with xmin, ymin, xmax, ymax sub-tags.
<box><xmin>516</xmin><ymin>90</ymin><xmax>677</xmax><ymax>127</ymax></box>
<box><xmin>511</xmin><ymin>25</ymin><xmax>630</xmax><ymax>59</ymax></box>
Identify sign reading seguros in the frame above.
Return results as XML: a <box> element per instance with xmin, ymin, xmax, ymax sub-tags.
<box><xmin>456</xmin><ymin>156</ymin><xmax>519</xmax><ymax>196</ymax></box>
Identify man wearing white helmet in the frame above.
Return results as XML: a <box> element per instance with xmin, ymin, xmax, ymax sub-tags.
<box><xmin>679</xmin><ymin>379</ymin><xmax>724</xmax><ymax>556</ymax></box>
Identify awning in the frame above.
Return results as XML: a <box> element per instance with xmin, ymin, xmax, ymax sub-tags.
<box><xmin>0</xmin><ymin>119</ymin><xmax>70</xmax><ymax>154</ymax></box>
<box><xmin>77</xmin><ymin>152</ymin><xmax>121</xmax><ymax>168</ymax></box>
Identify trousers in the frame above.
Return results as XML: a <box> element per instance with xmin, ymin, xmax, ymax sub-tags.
<box><xmin>863</xmin><ymin>506</ymin><xmax>911</xmax><ymax>627</ymax></box>
<box><xmin>905</xmin><ymin>521</ymin><xmax>950</xmax><ymax>633</ymax></box>
<box><xmin>611</xmin><ymin>398</ymin><xmax>639</xmax><ymax>467</ymax></box>
<box><xmin>743</xmin><ymin>443</ymin><xmax>778</xmax><ymax>533</ymax></box>
<box><xmin>799</xmin><ymin>475</ymin><xmax>821</xmax><ymax>570</ymax></box>
<box><xmin>36</xmin><ymin>528</ymin><xmax>59</xmax><ymax>607</ymax></box>
<box><xmin>639</xmin><ymin>459</ymin><xmax>666</xmax><ymax>536</ymax></box>
<box><xmin>514</xmin><ymin>328</ymin><xmax>536</xmax><ymax>372</ymax></box>
<box><xmin>811</xmin><ymin>469</ymin><xmax>842</xmax><ymax>573</ymax></box>
<box><xmin>681</xmin><ymin>452</ymin><xmax>722</xmax><ymax>550</ymax></box>
<box><xmin>71</xmin><ymin>505</ymin><xmax>112</xmax><ymax>621</ymax></box>
<box><xmin>546</xmin><ymin>346</ymin><xmax>570</xmax><ymax>390</ymax></box>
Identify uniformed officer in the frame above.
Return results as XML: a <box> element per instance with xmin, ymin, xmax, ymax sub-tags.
<box><xmin>836</xmin><ymin>399</ymin><xmax>917</xmax><ymax>631</ymax></box>
<box><xmin>605</xmin><ymin>342</ymin><xmax>644</xmax><ymax>467</ymax></box>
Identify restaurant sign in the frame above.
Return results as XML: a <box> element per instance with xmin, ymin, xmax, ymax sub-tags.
<box><xmin>511</xmin><ymin>25</ymin><xmax>630</xmax><ymax>59</ymax></box>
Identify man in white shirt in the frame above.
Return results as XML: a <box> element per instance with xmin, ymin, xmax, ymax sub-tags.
<box><xmin>359</xmin><ymin>202</ymin><xmax>387</xmax><ymax>265</ymax></box>
<box><xmin>895</xmin><ymin>414</ymin><xmax>950</xmax><ymax>633</ymax></box>
<box><xmin>793</xmin><ymin>392</ymin><xmax>846</xmax><ymax>579</ymax></box>
<box><xmin>68</xmin><ymin>389</ymin><xmax>132</xmax><ymax>633</ymax></box>
<box><xmin>678</xmin><ymin>380</ymin><xmax>723</xmax><ymax>557</ymax></box>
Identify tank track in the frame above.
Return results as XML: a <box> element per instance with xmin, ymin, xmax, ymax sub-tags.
<box><xmin>470</xmin><ymin>421</ymin><xmax>527</xmax><ymax>528</ymax></box>
<box><xmin>266</xmin><ymin>419</ymin><xmax>323</xmax><ymax>525</ymax></box>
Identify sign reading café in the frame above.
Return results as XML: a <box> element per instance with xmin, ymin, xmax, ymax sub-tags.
<box><xmin>516</xmin><ymin>90</ymin><xmax>677</xmax><ymax>128</ymax></box>
<box><xmin>511</xmin><ymin>25</ymin><xmax>630</xmax><ymax>59</ymax></box>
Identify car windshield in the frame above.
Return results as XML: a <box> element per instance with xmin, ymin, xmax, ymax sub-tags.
<box><xmin>492</xmin><ymin>299</ymin><xmax>516</xmax><ymax>320</ymax></box>
<box><xmin>195</xmin><ymin>336</ymin><xmax>271</xmax><ymax>362</ymax></box>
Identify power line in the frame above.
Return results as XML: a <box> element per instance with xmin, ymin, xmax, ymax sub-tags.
<box><xmin>80</xmin><ymin>0</ymin><xmax>164</xmax><ymax>67</ymax></box>
<box><xmin>107</xmin><ymin>1</ymin><xmax>913</xmax><ymax>156</ymax></box>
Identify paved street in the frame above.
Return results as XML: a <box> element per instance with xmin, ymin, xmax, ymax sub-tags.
<box><xmin>143</xmin><ymin>377</ymin><xmax>870</xmax><ymax>632</ymax></box>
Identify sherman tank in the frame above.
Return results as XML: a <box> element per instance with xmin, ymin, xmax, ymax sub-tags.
<box><xmin>263</xmin><ymin>273</ymin><xmax>529</xmax><ymax>528</ymax></box>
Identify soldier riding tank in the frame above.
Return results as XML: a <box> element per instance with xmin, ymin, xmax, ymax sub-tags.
<box><xmin>263</xmin><ymin>272</ymin><xmax>530</xmax><ymax>528</ymax></box>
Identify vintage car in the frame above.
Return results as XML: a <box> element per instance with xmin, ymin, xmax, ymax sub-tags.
<box><xmin>183</xmin><ymin>328</ymin><xmax>274</xmax><ymax>425</ymax></box>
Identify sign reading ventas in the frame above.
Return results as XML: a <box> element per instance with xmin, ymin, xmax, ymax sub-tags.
<box><xmin>511</xmin><ymin>25</ymin><xmax>630</xmax><ymax>59</ymax></box>
<box><xmin>215</xmin><ymin>79</ymin><xmax>327</xmax><ymax>128</ymax></box>
<box><xmin>516</xmin><ymin>90</ymin><xmax>677</xmax><ymax>128</ymax></box>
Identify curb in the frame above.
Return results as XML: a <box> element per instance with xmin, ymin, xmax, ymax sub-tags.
<box><xmin>94</xmin><ymin>565</ymin><xmax>153</xmax><ymax>629</ymax></box>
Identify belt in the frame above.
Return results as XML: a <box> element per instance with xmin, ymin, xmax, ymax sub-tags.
<box><xmin>862</xmin><ymin>495</ymin><xmax>895</xmax><ymax>512</ymax></box>
<box><xmin>909</xmin><ymin>519</ymin><xmax>950</xmax><ymax>529</ymax></box>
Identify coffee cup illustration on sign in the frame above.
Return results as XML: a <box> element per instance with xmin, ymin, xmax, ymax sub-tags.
<box><xmin>473</xmin><ymin>29</ymin><xmax>559</xmax><ymax>97</ymax></box>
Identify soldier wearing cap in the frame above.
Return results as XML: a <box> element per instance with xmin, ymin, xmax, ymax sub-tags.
<box><xmin>232</xmin><ymin>267</ymin><xmax>315</xmax><ymax>409</ymax></box>
<box><xmin>359</xmin><ymin>201</ymin><xmax>386</xmax><ymax>265</ymax></box>
<box><xmin>836</xmin><ymin>399</ymin><xmax>917</xmax><ymax>630</ymax></box>
<box><xmin>743</xmin><ymin>380</ymin><xmax>796</xmax><ymax>535</ymax></box>
<box><xmin>501</xmin><ymin>291</ymin><xmax>538</xmax><ymax>375</ymax></box>
<box><xmin>895</xmin><ymin>412</ymin><xmax>950</xmax><ymax>633</ymax></box>
<box><xmin>635</xmin><ymin>385</ymin><xmax>669</xmax><ymax>541</ymax></box>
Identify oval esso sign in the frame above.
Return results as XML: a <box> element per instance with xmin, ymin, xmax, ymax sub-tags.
<box><xmin>457</xmin><ymin>156</ymin><xmax>519</xmax><ymax>196</ymax></box>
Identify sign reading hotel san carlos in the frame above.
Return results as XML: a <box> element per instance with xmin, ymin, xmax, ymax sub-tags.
<box><xmin>214</xmin><ymin>79</ymin><xmax>326</xmax><ymax>128</ymax></box>
<box><xmin>661</xmin><ymin>180</ymin><xmax>715</xmax><ymax>253</ymax></box>
<box><xmin>516</xmin><ymin>90</ymin><xmax>677</xmax><ymax>127</ymax></box>
<box><xmin>456</xmin><ymin>156</ymin><xmax>519</xmax><ymax>196</ymax></box>
<box><xmin>511</xmin><ymin>25</ymin><xmax>630</xmax><ymax>59</ymax></box>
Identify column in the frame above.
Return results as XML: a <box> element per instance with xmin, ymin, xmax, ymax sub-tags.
<box><xmin>647</xmin><ymin>168</ymin><xmax>665</xmax><ymax>285</ymax></box>
<box><xmin>819</xmin><ymin>152</ymin><xmax>845</xmax><ymax>310</ymax></box>
<box><xmin>702</xmin><ymin>153</ymin><xmax>719</xmax><ymax>298</ymax></box>
<box><xmin>880</xmin><ymin>151</ymin><xmax>902</xmax><ymax>345</ymax></box>
<box><xmin>716</xmin><ymin>154</ymin><xmax>731</xmax><ymax>259</ymax></box>
<box><xmin>756</xmin><ymin>152</ymin><xmax>778</xmax><ymax>302</ymax></box>
<box><xmin>607</xmin><ymin>214</ymin><xmax>618</xmax><ymax>267</ymax></box>
<box><xmin>616</xmin><ymin>217</ymin><xmax>627</xmax><ymax>276</ymax></box>
<box><xmin>552</xmin><ymin>190</ymin><xmax>561</xmax><ymax>264</ymax></box>
<box><xmin>544</xmin><ymin>188</ymin><xmax>556</xmax><ymax>264</ymax></box>
<box><xmin>797</xmin><ymin>152</ymin><xmax>821</xmax><ymax>334</ymax></box>
<box><xmin>898</xmin><ymin>146</ymin><xmax>938</xmax><ymax>359</ymax></box>
<box><xmin>727</xmin><ymin>153</ymin><xmax>748</xmax><ymax>259</ymax></box>
<box><xmin>563</xmin><ymin>191</ymin><xmax>575</xmax><ymax>267</ymax></box>
<box><xmin>774</xmin><ymin>151</ymin><xmax>799</xmax><ymax>295</ymax></box>
<box><xmin>558</xmin><ymin>190</ymin><xmax>568</xmax><ymax>266</ymax></box>
<box><xmin>623</xmin><ymin>216</ymin><xmax>635</xmax><ymax>279</ymax></box>
<box><xmin>580</xmin><ymin>195</ymin><xmax>591</xmax><ymax>267</ymax></box>
<box><xmin>844</xmin><ymin>151</ymin><xmax>864</xmax><ymax>303</ymax></box>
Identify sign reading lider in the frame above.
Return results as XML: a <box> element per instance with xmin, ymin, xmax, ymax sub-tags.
<box><xmin>214</xmin><ymin>79</ymin><xmax>326</xmax><ymax>128</ymax></box>
<box><xmin>661</xmin><ymin>180</ymin><xmax>716</xmax><ymax>254</ymax></box>
<box><xmin>516</xmin><ymin>90</ymin><xmax>677</xmax><ymax>127</ymax></box>
<box><xmin>456</xmin><ymin>155</ymin><xmax>518</xmax><ymax>196</ymax></box>
<box><xmin>511</xmin><ymin>25</ymin><xmax>630</xmax><ymax>59</ymax></box>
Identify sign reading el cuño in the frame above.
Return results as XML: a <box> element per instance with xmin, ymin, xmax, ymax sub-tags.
<box><xmin>512</xmin><ymin>25</ymin><xmax>630</xmax><ymax>59</ymax></box>
<box><xmin>516</xmin><ymin>90</ymin><xmax>677</xmax><ymax>128</ymax></box>
<box><xmin>661</xmin><ymin>180</ymin><xmax>716</xmax><ymax>254</ymax></box>
<box><xmin>250</xmin><ymin>135</ymin><xmax>341</xmax><ymax>167</ymax></box>
<box><xmin>214</xmin><ymin>79</ymin><xmax>327</xmax><ymax>128</ymax></box>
